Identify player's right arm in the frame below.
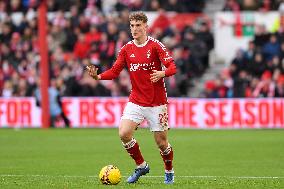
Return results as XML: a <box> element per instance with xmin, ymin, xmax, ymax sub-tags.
<box><xmin>86</xmin><ymin>48</ymin><xmax>126</xmax><ymax>80</ymax></box>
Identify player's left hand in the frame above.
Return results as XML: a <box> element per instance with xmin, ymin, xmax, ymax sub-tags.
<box><xmin>150</xmin><ymin>70</ymin><xmax>165</xmax><ymax>83</ymax></box>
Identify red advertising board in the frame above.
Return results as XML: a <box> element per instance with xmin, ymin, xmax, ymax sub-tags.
<box><xmin>0</xmin><ymin>97</ymin><xmax>283</xmax><ymax>129</ymax></box>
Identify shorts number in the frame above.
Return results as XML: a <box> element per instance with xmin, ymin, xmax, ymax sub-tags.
<box><xmin>159</xmin><ymin>112</ymin><xmax>168</xmax><ymax>125</ymax></box>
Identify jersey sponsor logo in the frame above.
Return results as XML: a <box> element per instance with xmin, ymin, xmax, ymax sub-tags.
<box><xmin>130</xmin><ymin>54</ymin><xmax>135</xmax><ymax>58</ymax></box>
<box><xmin>129</xmin><ymin>62</ymin><xmax>155</xmax><ymax>72</ymax></box>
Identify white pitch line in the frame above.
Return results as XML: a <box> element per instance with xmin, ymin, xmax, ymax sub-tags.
<box><xmin>0</xmin><ymin>174</ymin><xmax>283</xmax><ymax>179</ymax></box>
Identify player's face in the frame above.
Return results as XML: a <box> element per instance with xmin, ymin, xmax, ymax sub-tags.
<box><xmin>130</xmin><ymin>20</ymin><xmax>147</xmax><ymax>40</ymax></box>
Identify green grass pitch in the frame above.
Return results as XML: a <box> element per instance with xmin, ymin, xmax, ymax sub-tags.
<box><xmin>0</xmin><ymin>128</ymin><xmax>284</xmax><ymax>188</ymax></box>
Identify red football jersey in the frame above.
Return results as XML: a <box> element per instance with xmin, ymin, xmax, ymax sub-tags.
<box><xmin>100</xmin><ymin>36</ymin><xmax>176</xmax><ymax>106</ymax></box>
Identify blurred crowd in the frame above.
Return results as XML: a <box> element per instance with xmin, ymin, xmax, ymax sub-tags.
<box><xmin>201</xmin><ymin>25</ymin><xmax>284</xmax><ymax>98</ymax></box>
<box><xmin>0</xmin><ymin>0</ymin><xmax>206</xmax><ymax>13</ymax></box>
<box><xmin>223</xmin><ymin>0</ymin><xmax>284</xmax><ymax>11</ymax></box>
<box><xmin>0</xmin><ymin>0</ymin><xmax>212</xmax><ymax>98</ymax></box>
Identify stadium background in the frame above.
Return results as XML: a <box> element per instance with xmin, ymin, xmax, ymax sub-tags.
<box><xmin>0</xmin><ymin>0</ymin><xmax>284</xmax><ymax>188</ymax></box>
<box><xmin>0</xmin><ymin>0</ymin><xmax>284</xmax><ymax>128</ymax></box>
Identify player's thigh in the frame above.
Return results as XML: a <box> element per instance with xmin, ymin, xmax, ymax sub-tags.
<box><xmin>120</xmin><ymin>102</ymin><xmax>144</xmax><ymax>127</ymax></box>
<box><xmin>119</xmin><ymin>119</ymin><xmax>139</xmax><ymax>138</ymax></box>
<box><xmin>119</xmin><ymin>102</ymin><xmax>144</xmax><ymax>139</ymax></box>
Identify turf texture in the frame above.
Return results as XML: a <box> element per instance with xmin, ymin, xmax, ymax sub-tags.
<box><xmin>0</xmin><ymin>128</ymin><xmax>284</xmax><ymax>188</ymax></box>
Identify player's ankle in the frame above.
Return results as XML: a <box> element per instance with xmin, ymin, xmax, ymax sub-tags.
<box><xmin>137</xmin><ymin>161</ymin><xmax>147</xmax><ymax>169</ymax></box>
<box><xmin>165</xmin><ymin>169</ymin><xmax>174</xmax><ymax>173</ymax></box>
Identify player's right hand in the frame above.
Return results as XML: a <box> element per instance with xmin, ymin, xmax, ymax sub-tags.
<box><xmin>86</xmin><ymin>65</ymin><xmax>99</xmax><ymax>80</ymax></box>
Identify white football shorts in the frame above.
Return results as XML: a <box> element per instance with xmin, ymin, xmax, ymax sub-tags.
<box><xmin>121</xmin><ymin>102</ymin><xmax>169</xmax><ymax>131</ymax></box>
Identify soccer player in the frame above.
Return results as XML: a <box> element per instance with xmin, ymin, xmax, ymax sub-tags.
<box><xmin>86</xmin><ymin>12</ymin><xmax>176</xmax><ymax>184</ymax></box>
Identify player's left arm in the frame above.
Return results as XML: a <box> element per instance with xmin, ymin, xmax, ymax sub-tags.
<box><xmin>150</xmin><ymin>42</ymin><xmax>176</xmax><ymax>83</ymax></box>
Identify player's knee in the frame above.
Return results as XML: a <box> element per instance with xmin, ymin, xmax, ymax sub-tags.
<box><xmin>156</xmin><ymin>139</ymin><xmax>168</xmax><ymax>151</ymax></box>
<box><xmin>119</xmin><ymin>129</ymin><xmax>132</xmax><ymax>142</ymax></box>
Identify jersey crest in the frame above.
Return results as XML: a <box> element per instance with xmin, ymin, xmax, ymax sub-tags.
<box><xmin>147</xmin><ymin>50</ymin><xmax>151</xmax><ymax>58</ymax></box>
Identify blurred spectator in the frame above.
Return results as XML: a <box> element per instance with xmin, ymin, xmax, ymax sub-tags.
<box><xmin>239</xmin><ymin>0</ymin><xmax>260</xmax><ymax>11</ymax></box>
<box><xmin>0</xmin><ymin>23</ymin><xmax>12</xmax><ymax>44</ymax></box>
<box><xmin>233</xmin><ymin>70</ymin><xmax>250</xmax><ymax>97</ymax></box>
<box><xmin>7</xmin><ymin>0</ymin><xmax>24</xmax><ymax>12</ymax></box>
<box><xmin>73</xmin><ymin>33</ymin><xmax>90</xmax><ymax>59</ymax></box>
<box><xmin>222</xmin><ymin>0</ymin><xmax>283</xmax><ymax>11</ymax></box>
<box><xmin>196</xmin><ymin>21</ymin><xmax>214</xmax><ymax>69</ymax></box>
<box><xmin>115</xmin><ymin>30</ymin><xmax>130</xmax><ymax>54</ymax></box>
<box><xmin>165</xmin><ymin>67</ymin><xmax>189</xmax><ymax>97</ymax></box>
<box><xmin>231</xmin><ymin>49</ymin><xmax>246</xmax><ymax>75</ymax></box>
<box><xmin>200</xmin><ymin>80</ymin><xmax>217</xmax><ymax>98</ymax></box>
<box><xmin>214</xmin><ymin>76</ymin><xmax>230</xmax><ymax>98</ymax></box>
<box><xmin>182</xmin><ymin>29</ymin><xmax>207</xmax><ymax>76</ymax></box>
<box><xmin>184</xmin><ymin>0</ymin><xmax>205</xmax><ymax>12</ymax></box>
<box><xmin>144</xmin><ymin>0</ymin><xmax>161</xmax><ymax>11</ymax></box>
<box><xmin>275</xmin><ymin>74</ymin><xmax>284</xmax><ymax>97</ymax></box>
<box><xmin>128</xmin><ymin>0</ymin><xmax>144</xmax><ymax>11</ymax></box>
<box><xmin>223</xmin><ymin>0</ymin><xmax>240</xmax><ymax>11</ymax></box>
<box><xmin>46</xmin><ymin>0</ymin><xmax>60</xmax><ymax>12</ymax></box>
<box><xmin>85</xmin><ymin>25</ymin><xmax>102</xmax><ymax>44</ymax></box>
<box><xmin>79</xmin><ymin>71</ymin><xmax>111</xmax><ymax>96</ymax></box>
<box><xmin>62</xmin><ymin>20</ymin><xmax>78</xmax><ymax>51</ymax></box>
<box><xmin>163</xmin><ymin>0</ymin><xmax>184</xmax><ymax>12</ymax></box>
<box><xmin>220</xmin><ymin>68</ymin><xmax>234</xmax><ymax>97</ymax></box>
<box><xmin>262</xmin><ymin>34</ymin><xmax>281</xmax><ymax>61</ymax></box>
<box><xmin>2</xmin><ymin>80</ymin><xmax>13</xmax><ymax>97</ymax></box>
<box><xmin>35</xmin><ymin>78</ymin><xmax>70</xmax><ymax>128</ymax></box>
<box><xmin>248</xmin><ymin>52</ymin><xmax>267</xmax><ymax>78</ymax></box>
<box><xmin>49</xmin><ymin>25</ymin><xmax>67</xmax><ymax>51</ymax></box>
<box><xmin>252</xmin><ymin>70</ymin><xmax>275</xmax><ymax>97</ymax></box>
<box><xmin>117</xmin><ymin>69</ymin><xmax>131</xmax><ymax>96</ymax></box>
<box><xmin>253</xmin><ymin>24</ymin><xmax>271</xmax><ymax>49</ymax></box>
<box><xmin>244</xmin><ymin>40</ymin><xmax>256</xmax><ymax>62</ymax></box>
<box><xmin>280</xmin><ymin>42</ymin><xmax>284</xmax><ymax>61</ymax></box>
<box><xmin>52</xmin><ymin>10</ymin><xmax>67</xmax><ymax>28</ymax></box>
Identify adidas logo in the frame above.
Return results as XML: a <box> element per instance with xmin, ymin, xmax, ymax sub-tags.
<box><xmin>130</xmin><ymin>54</ymin><xmax>135</xmax><ymax>58</ymax></box>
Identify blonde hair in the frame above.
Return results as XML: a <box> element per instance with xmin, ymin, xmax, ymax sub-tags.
<box><xmin>129</xmin><ymin>12</ymin><xmax>148</xmax><ymax>23</ymax></box>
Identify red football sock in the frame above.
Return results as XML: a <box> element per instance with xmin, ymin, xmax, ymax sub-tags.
<box><xmin>123</xmin><ymin>138</ymin><xmax>145</xmax><ymax>166</ymax></box>
<box><xmin>160</xmin><ymin>144</ymin><xmax>174</xmax><ymax>171</ymax></box>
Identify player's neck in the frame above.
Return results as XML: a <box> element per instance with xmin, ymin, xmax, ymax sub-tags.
<box><xmin>134</xmin><ymin>35</ymin><xmax>148</xmax><ymax>45</ymax></box>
